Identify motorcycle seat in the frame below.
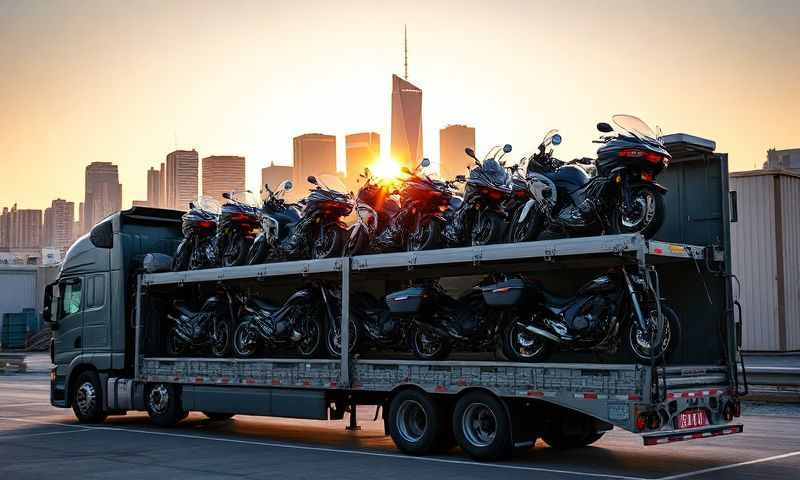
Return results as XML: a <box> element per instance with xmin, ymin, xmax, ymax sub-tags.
<box><xmin>540</xmin><ymin>288</ymin><xmax>572</xmax><ymax>307</ymax></box>
<box><xmin>252</xmin><ymin>298</ymin><xmax>279</xmax><ymax>312</ymax></box>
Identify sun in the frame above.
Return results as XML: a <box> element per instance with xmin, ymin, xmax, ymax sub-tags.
<box><xmin>369</xmin><ymin>155</ymin><xmax>403</xmax><ymax>182</ymax></box>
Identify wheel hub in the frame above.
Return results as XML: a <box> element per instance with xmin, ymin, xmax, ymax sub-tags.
<box><xmin>396</xmin><ymin>400</ymin><xmax>427</xmax><ymax>443</ymax></box>
<box><xmin>462</xmin><ymin>403</ymin><xmax>497</xmax><ymax>447</ymax></box>
<box><xmin>148</xmin><ymin>384</ymin><xmax>169</xmax><ymax>415</ymax></box>
<box><xmin>76</xmin><ymin>381</ymin><xmax>96</xmax><ymax>416</ymax></box>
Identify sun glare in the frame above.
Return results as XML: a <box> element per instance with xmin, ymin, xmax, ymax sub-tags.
<box><xmin>370</xmin><ymin>155</ymin><xmax>403</xmax><ymax>181</ymax></box>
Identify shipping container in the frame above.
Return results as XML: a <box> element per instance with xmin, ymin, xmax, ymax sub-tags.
<box><xmin>729</xmin><ymin>169</ymin><xmax>800</xmax><ymax>352</ymax></box>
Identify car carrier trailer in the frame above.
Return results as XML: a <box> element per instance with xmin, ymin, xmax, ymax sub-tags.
<box><xmin>45</xmin><ymin>133</ymin><xmax>746</xmax><ymax>461</ymax></box>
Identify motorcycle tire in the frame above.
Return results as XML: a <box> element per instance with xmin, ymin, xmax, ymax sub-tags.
<box><xmin>296</xmin><ymin>313</ymin><xmax>324</xmax><ymax>357</ymax></box>
<box><xmin>313</xmin><ymin>224</ymin><xmax>346</xmax><ymax>259</ymax></box>
<box><xmin>472</xmin><ymin>211</ymin><xmax>505</xmax><ymax>246</ymax></box>
<box><xmin>610</xmin><ymin>185</ymin><xmax>665</xmax><ymax>239</ymax></box>
<box><xmin>507</xmin><ymin>207</ymin><xmax>544</xmax><ymax>243</ymax></box>
<box><xmin>325</xmin><ymin>316</ymin><xmax>359</xmax><ymax>358</ymax></box>
<box><xmin>221</xmin><ymin>232</ymin><xmax>251</xmax><ymax>267</ymax></box>
<box><xmin>408</xmin><ymin>324</ymin><xmax>451</xmax><ymax>361</ymax></box>
<box><xmin>246</xmin><ymin>238</ymin><xmax>268</xmax><ymax>265</ymax></box>
<box><xmin>232</xmin><ymin>322</ymin><xmax>260</xmax><ymax>358</ymax></box>
<box><xmin>210</xmin><ymin>318</ymin><xmax>232</xmax><ymax>358</ymax></box>
<box><xmin>172</xmin><ymin>239</ymin><xmax>191</xmax><ymax>271</ymax></box>
<box><xmin>407</xmin><ymin>219</ymin><xmax>442</xmax><ymax>251</ymax></box>
<box><xmin>501</xmin><ymin>318</ymin><xmax>551</xmax><ymax>363</ymax></box>
<box><xmin>624</xmin><ymin>304</ymin><xmax>681</xmax><ymax>364</ymax></box>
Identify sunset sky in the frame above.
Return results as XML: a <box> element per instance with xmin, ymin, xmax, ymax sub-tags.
<box><xmin>1</xmin><ymin>0</ymin><xmax>798</xmax><ymax>212</ymax></box>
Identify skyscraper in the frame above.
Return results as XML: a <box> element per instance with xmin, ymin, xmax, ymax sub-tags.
<box><xmin>390</xmin><ymin>74</ymin><xmax>423</xmax><ymax>170</ymax></box>
<box><xmin>345</xmin><ymin>132</ymin><xmax>380</xmax><ymax>190</ymax></box>
<box><xmin>293</xmin><ymin>134</ymin><xmax>337</xmax><ymax>189</ymax></box>
<box><xmin>84</xmin><ymin>162</ymin><xmax>122</xmax><ymax>230</ymax></box>
<box><xmin>261</xmin><ymin>162</ymin><xmax>294</xmax><ymax>192</ymax></box>
<box><xmin>146</xmin><ymin>164</ymin><xmax>165</xmax><ymax>207</ymax></box>
<box><xmin>202</xmin><ymin>155</ymin><xmax>246</xmax><ymax>202</ymax></box>
<box><xmin>43</xmin><ymin>199</ymin><xmax>74</xmax><ymax>251</ymax></box>
<box><xmin>439</xmin><ymin>125</ymin><xmax>476</xmax><ymax>179</ymax></box>
<box><xmin>0</xmin><ymin>205</ymin><xmax>42</xmax><ymax>250</ymax></box>
<box><xmin>165</xmin><ymin>150</ymin><xmax>199</xmax><ymax>211</ymax></box>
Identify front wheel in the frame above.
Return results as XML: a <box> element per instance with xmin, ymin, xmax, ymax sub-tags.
<box><xmin>507</xmin><ymin>207</ymin><xmax>544</xmax><ymax>243</ymax></box>
<box><xmin>313</xmin><ymin>224</ymin><xmax>346</xmax><ymax>259</ymax></box>
<box><xmin>407</xmin><ymin>218</ymin><xmax>442</xmax><ymax>251</ymax></box>
<box><xmin>610</xmin><ymin>185</ymin><xmax>665</xmax><ymax>238</ymax></box>
<box><xmin>71</xmin><ymin>371</ymin><xmax>107</xmax><ymax>423</ymax></box>
<box><xmin>408</xmin><ymin>325</ymin><xmax>451</xmax><ymax>360</ymax></box>
<box><xmin>325</xmin><ymin>317</ymin><xmax>359</xmax><ymax>358</ymax></box>
<box><xmin>472</xmin><ymin>211</ymin><xmax>505</xmax><ymax>246</ymax></box>
<box><xmin>501</xmin><ymin>317</ymin><xmax>551</xmax><ymax>362</ymax></box>
<box><xmin>210</xmin><ymin>318</ymin><xmax>232</xmax><ymax>358</ymax></box>
<box><xmin>625</xmin><ymin>304</ymin><xmax>681</xmax><ymax>363</ymax></box>
<box><xmin>233</xmin><ymin>321</ymin><xmax>260</xmax><ymax>358</ymax></box>
<box><xmin>296</xmin><ymin>312</ymin><xmax>323</xmax><ymax>357</ymax></box>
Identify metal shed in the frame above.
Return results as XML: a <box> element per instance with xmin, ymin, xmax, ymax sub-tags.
<box><xmin>729</xmin><ymin>169</ymin><xmax>800</xmax><ymax>352</ymax></box>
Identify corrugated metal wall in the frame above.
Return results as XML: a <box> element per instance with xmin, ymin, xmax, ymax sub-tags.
<box><xmin>779</xmin><ymin>175</ymin><xmax>800</xmax><ymax>350</ymax></box>
<box><xmin>730</xmin><ymin>174</ymin><xmax>780</xmax><ymax>351</ymax></box>
<box><xmin>0</xmin><ymin>267</ymin><xmax>39</xmax><ymax>349</ymax></box>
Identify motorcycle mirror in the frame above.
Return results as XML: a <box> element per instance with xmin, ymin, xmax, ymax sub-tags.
<box><xmin>222</xmin><ymin>192</ymin><xmax>231</xmax><ymax>199</ymax></box>
<box><xmin>189</xmin><ymin>202</ymin><xmax>195</xmax><ymax>209</ymax></box>
<box><xmin>307</xmin><ymin>175</ymin><xmax>318</xmax><ymax>185</ymax></box>
<box><xmin>421</xmin><ymin>158</ymin><xmax>431</xmax><ymax>168</ymax></box>
<box><xmin>465</xmin><ymin>147</ymin><xmax>477</xmax><ymax>159</ymax></box>
<box><xmin>283</xmin><ymin>180</ymin><xmax>293</xmax><ymax>191</ymax></box>
<box><xmin>597</xmin><ymin>122</ymin><xmax>613</xmax><ymax>133</ymax></box>
<box><xmin>503</xmin><ymin>144</ymin><xmax>513</xmax><ymax>154</ymax></box>
<box><xmin>552</xmin><ymin>134</ymin><xmax>562</xmax><ymax>145</ymax></box>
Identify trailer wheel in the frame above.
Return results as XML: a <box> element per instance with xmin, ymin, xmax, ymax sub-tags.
<box><xmin>71</xmin><ymin>371</ymin><xmax>107</xmax><ymax>423</ymax></box>
<box><xmin>453</xmin><ymin>391</ymin><xmax>512</xmax><ymax>461</ymax></box>
<box><xmin>388</xmin><ymin>390</ymin><xmax>448</xmax><ymax>456</ymax></box>
<box><xmin>203</xmin><ymin>412</ymin><xmax>235</xmax><ymax>421</ymax></box>
<box><xmin>146</xmin><ymin>383</ymin><xmax>185</xmax><ymax>427</ymax></box>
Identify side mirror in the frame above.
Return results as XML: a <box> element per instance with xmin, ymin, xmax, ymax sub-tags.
<box><xmin>188</xmin><ymin>202</ymin><xmax>195</xmax><ymax>209</ymax></box>
<box><xmin>503</xmin><ymin>144</ymin><xmax>513</xmax><ymax>154</ymax></box>
<box><xmin>222</xmin><ymin>192</ymin><xmax>231</xmax><ymax>200</ymax></box>
<box><xmin>552</xmin><ymin>134</ymin><xmax>562</xmax><ymax>145</ymax></box>
<box><xmin>597</xmin><ymin>122</ymin><xmax>613</xmax><ymax>133</ymax></box>
<box><xmin>283</xmin><ymin>180</ymin><xmax>293</xmax><ymax>191</ymax></box>
<box><xmin>421</xmin><ymin>158</ymin><xmax>431</xmax><ymax>168</ymax></box>
<box><xmin>465</xmin><ymin>147</ymin><xmax>477</xmax><ymax>159</ymax></box>
<box><xmin>401</xmin><ymin>166</ymin><xmax>412</xmax><ymax>175</ymax></box>
<box><xmin>307</xmin><ymin>176</ymin><xmax>318</xmax><ymax>185</ymax></box>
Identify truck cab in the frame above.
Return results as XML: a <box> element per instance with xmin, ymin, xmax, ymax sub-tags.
<box><xmin>43</xmin><ymin>207</ymin><xmax>182</xmax><ymax>418</ymax></box>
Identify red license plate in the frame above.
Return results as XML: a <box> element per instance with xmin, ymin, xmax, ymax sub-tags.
<box><xmin>677</xmin><ymin>409</ymin><xmax>709</xmax><ymax>429</ymax></box>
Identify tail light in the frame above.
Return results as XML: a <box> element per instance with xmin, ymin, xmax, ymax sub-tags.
<box><xmin>515</xmin><ymin>189</ymin><xmax>528</xmax><ymax>198</ymax></box>
<box><xmin>641</xmin><ymin>172</ymin><xmax>654</xmax><ymax>182</ymax></box>
<box><xmin>197</xmin><ymin>220</ymin><xmax>214</xmax><ymax>229</ymax></box>
<box><xmin>230</xmin><ymin>213</ymin><xmax>257</xmax><ymax>223</ymax></box>
<box><xmin>619</xmin><ymin>149</ymin><xmax>664</xmax><ymax>165</ymax></box>
<box><xmin>636</xmin><ymin>411</ymin><xmax>661</xmax><ymax>431</ymax></box>
<box><xmin>481</xmin><ymin>188</ymin><xmax>507</xmax><ymax>202</ymax></box>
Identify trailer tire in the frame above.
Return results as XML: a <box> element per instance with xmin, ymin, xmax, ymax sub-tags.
<box><xmin>146</xmin><ymin>383</ymin><xmax>185</xmax><ymax>427</ymax></box>
<box><xmin>203</xmin><ymin>412</ymin><xmax>235</xmax><ymax>421</ymax></box>
<box><xmin>71</xmin><ymin>370</ymin><xmax>107</xmax><ymax>424</ymax></box>
<box><xmin>388</xmin><ymin>390</ymin><xmax>448</xmax><ymax>456</ymax></box>
<box><xmin>453</xmin><ymin>391</ymin><xmax>512</xmax><ymax>461</ymax></box>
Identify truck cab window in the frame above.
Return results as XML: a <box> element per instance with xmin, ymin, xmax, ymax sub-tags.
<box><xmin>60</xmin><ymin>280</ymin><xmax>82</xmax><ymax>317</ymax></box>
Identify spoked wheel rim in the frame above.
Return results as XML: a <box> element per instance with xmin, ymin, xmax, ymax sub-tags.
<box><xmin>408</xmin><ymin>222</ymin><xmax>433</xmax><ymax>251</ymax></box>
<box><xmin>413</xmin><ymin>330</ymin><xmax>445</xmax><ymax>359</ymax></box>
<box><xmin>211</xmin><ymin>320</ymin><xmax>230</xmax><ymax>357</ymax></box>
<box><xmin>297</xmin><ymin>317</ymin><xmax>321</xmax><ymax>356</ymax></box>
<box><xmin>508</xmin><ymin>323</ymin><xmax>546</xmax><ymax>359</ymax></box>
<box><xmin>396</xmin><ymin>399</ymin><xmax>428</xmax><ymax>444</ymax></box>
<box><xmin>75</xmin><ymin>381</ymin><xmax>97</xmax><ymax>417</ymax></box>
<box><xmin>472</xmin><ymin>212</ymin><xmax>498</xmax><ymax>245</ymax></box>
<box><xmin>234</xmin><ymin>323</ymin><xmax>258</xmax><ymax>357</ymax></box>
<box><xmin>629</xmin><ymin>311</ymin><xmax>673</xmax><ymax>359</ymax></box>
<box><xmin>148</xmin><ymin>384</ymin><xmax>170</xmax><ymax>415</ymax></box>
<box><xmin>510</xmin><ymin>218</ymin><xmax>530</xmax><ymax>243</ymax></box>
<box><xmin>327</xmin><ymin>319</ymin><xmax>358</xmax><ymax>357</ymax></box>
<box><xmin>462</xmin><ymin>402</ymin><xmax>497</xmax><ymax>447</ymax></box>
<box><xmin>621</xmin><ymin>190</ymin><xmax>657</xmax><ymax>230</ymax></box>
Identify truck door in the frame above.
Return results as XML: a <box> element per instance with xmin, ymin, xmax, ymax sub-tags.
<box><xmin>82</xmin><ymin>273</ymin><xmax>110</xmax><ymax>351</ymax></box>
<box><xmin>53</xmin><ymin>277</ymin><xmax>84</xmax><ymax>366</ymax></box>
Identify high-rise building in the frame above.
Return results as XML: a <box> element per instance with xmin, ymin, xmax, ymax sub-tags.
<box><xmin>202</xmin><ymin>155</ymin><xmax>246</xmax><ymax>202</ymax></box>
<box><xmin>261</xmin><ymin>162</ymin><xmax>294</xmax><ymax>192</ymax></box>
<box><xmin>0</xmin><ymin>205</ymin><xmax>42</xmax><ymax>250</ymax></box>
<box><xmin>43</xmin><ymin>199</ymin><xmax>75</xmax><ymax>251</ymax></box>
<box><xmin>84</xmin><ymin>162</ymin><xmax>122</xmax><ymax>230</ymax></box>
<box><xmin>165</xmin><ymin>150</ymin><xmax>199</xmax><ymax>211</ymax></box>
<box><xmin>293</xmin><ymin>134</ymin><xmax>337</xmax><ymax>189</ymax></box>
<box><xmin>390</xmin><ymin>74</ymin><xmax>423</xmax><ymax>170</ymax></box>
<box><xmin>345</xmin><ymin>132</ymin><xmax>381</xmax><ymax>190</ymax></box>
<box><xmin>146</xmin><ymin>164</ymin><xmax>165</xmax><ymax>207</ymax></box>
<box><xmin>77</xmin><ymin>202</ymin><xmax>85</xmax><ymax>237</ymax></box>
<box><xmin>764</xmin><ymin>148</ymin><xmax>800</xmax><ymax>171</ymax></box>
<box><xmin>439</xmin><ymin>125</ymin><xmax>476</xmax><ymax>180</ymax></box>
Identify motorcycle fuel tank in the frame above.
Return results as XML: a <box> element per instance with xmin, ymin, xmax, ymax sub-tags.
<box><xmin>551</xmin><ymin>165</ymin><xmax>591</xmax><ymax>193</ymax></box>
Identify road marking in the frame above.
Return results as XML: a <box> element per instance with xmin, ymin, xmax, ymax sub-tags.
<box><xmin>0</xmin><ymin>428</ymin><xmax>93</xmax><ymax>441</ymax></box>
<box><xmin>0</xmin><ymin>416</ymin><xmax>646</xmax><ymax>480</ymax></box>
<box><xmin>657</xmin><ymin>450</ymin><xmax>800</xmax><ymax>479</ymax></box>
<box><xmin>0</xmin><ymin>402</ymin><xmax>52</xmax><ymax>408</ymax></box>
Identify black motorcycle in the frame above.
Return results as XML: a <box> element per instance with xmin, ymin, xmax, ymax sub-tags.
<box><xmin>344</xmin><ymin>169</ymin><xmax>401</xmax><ymax>256</ymax></box>
<box><xmin>172</xmin><ymin>196</ymin><xmax>221</xmax><ymax>271</ymax></box>
<box><xmin>272</xmin><ymin>175</ymin><xmax>354</xmax><ymax>260</ymax></box>
<box><xmin>514</xmin><ymin>115</ymin><xmax>671</xmax><ymax>241</ymax></box>
<box><xmin>386</xmin><ymin>282</ymin><xmax>495</xmax><ymax>360</ymax></box>
<box><xmin>231</xmin><ymin>283</ymin><xmax>357</xmax><ymax>358</ymax></box>
<box><xmin>247</xmin><ymin>180</ymin><xmax>302</xmax><ymax>264</ymax></box>
<box><xmin>217</xmin><ymin>191</ymin><xmax>263</xmax><ymax>267</ymax></box>
<box><xmin>348</xmin><ymin>291</ymin><xmax>410</xmax><ymax>354</ymax></box>
<box><xmin>480</xmin><ymin>267</ymin><xmax>681</xmax><ymax>363</ymax></box>
<box><xmin>165</xmin><ymin>293</ymin><xmax>232</xmax><ymax>357</ymax></box>
<box><xmin>442</xmin><ymin>145</ymin><xmax>513</xmax><ymax>247</ymax></box>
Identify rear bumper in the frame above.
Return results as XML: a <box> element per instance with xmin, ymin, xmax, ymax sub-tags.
<box><xmin>642</xmin><ymin>424</ymin><xmax>743</xmax><ymax>445</ymax></box>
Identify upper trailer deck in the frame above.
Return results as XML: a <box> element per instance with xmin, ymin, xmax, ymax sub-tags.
<box><xmin>140</xmin><ymin>233</ymin><xmax>706</xmax><ymax>286</ymax></box>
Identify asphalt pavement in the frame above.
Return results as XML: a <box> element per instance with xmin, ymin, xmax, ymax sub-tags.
<box><xmin>1</xmin><ymin>367</ymin><xmax>800</xmax><ymax>479</ymax></box>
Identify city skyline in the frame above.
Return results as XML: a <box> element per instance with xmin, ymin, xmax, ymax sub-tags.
<box><xmin>2</xmin><ymin>1</ymin><xmax>798</xmax><ymax>211</ymax></box>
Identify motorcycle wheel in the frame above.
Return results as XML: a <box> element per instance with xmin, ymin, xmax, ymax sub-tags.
<box><xmin>172</xmin><ymin>239</ymin><xmax>191</xmax><ymax>271</ymax></box>
<box><xmin>325</xmin><ymin>317</ymin><xmax>359</xmax><ymax>358</ymax></box>
<box><xmin>210</xmin><ymin>318</ymin><xmax>232</xmax><ymax>358</ymax></box>
<box><xmin>507</xmin><ymin>208</ymin><xmax>544</xmax><ymax>243</ymax></box>
<box><xmin>624</xmin><ymin>304</ymin><xmax>681</xmax><ymax>363</ymax></box>
<box><xmin>472</xmin><ymin>211</ymin><xmax>505</xmax><ymax>246</ymax></box>
<box><xmin>296</xmin><ymin>313</ymin><xmax>323</xmax><ymax>357</ymax></box>
<box><xmin>407</xmin><ymin>219</ymin><xmax>442</xmax><ymax>251</ymax></box>
<box><xmin>610</xmin><ymin>185</ymin><xmax>665</xmax><ymax>238</ymax></box>
<box><xmin>344</xmin><ymin>227</ymin><xmax>370</xmax><ymax>256</ymax></box>
<box><xmin>313</xmin><ymin>225</ymin><xmax>345</xmax><ymax>259</ymax></box>
<box><xmin>221</xmin><ymin>232</ymin><xmax>250</xmax><ymax>267</ymax></box>
<box><xmin>232</xmin><ymin>322</ymin><xmax>260</xmax><ymax>358</ymax></box>
<box><xmin>501</xmin><ymin>318</ymin><xmax>551</xmax><ymax>362</ymax></box>
<box><xmin>408</xmin><ymin>325</ymin><xmax>451</xmax><ymax>360</ymax></box>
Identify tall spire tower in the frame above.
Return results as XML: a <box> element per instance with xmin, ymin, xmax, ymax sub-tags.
<box><xmin>404</xmin><ymin>24</ymin><xmax>408</xmax><ymax>79</ymax></box>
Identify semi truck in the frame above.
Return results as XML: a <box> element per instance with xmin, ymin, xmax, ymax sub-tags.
<box><xmin>43</xmin><ymin>134</ymin><xmax>746</xmax><ymax>461</ymax></box>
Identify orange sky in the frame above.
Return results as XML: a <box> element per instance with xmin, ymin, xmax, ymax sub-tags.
<box><xmin>1</xmin><ymin>0</ymin><xmax>798</xmax><ymax>212</ymax></box>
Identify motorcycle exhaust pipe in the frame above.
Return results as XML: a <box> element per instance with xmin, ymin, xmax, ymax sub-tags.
<box><xmin>516</xmin><ymin>322</ymin><xmax>562</xmax><ymax>343</ymax></box>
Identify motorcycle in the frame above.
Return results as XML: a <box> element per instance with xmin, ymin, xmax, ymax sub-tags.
<box><xmin>480</xmin><ymin>267</ymin><xmax>681</xmax><ymax>363</ymax></box>
<box><xmin>344</xmin><ymin>168</ymin><xmax>401</xmax><ymax>256</ymax></box>
<box><xmin>372</xmin><ymin>158</ymin><xmax>462</xmax><ymax>252</ymax></box>
<box><xmin>172</xmin><ymin>196</ymin><xmax>221</xmax><ymax>271</ymax></box>
<box><xmin>348</xmin><ymin>291</ymin><xmax>410</xmax><ymax>354</ymax></box>
<box><xmin>246</xmin><ymin>180</ymin><xmax>302</xmax><ymax>264</ymax></box>
<box><xmin>231</xmin><ymin>283</ymin><xmax>357</xmax><ymax>358</ymax></box>
<box><xmin>385</xmin><ymin>282</ymin><xmax>495</xmax><ymax>360</ymax></box>
<box><xmin>515</xmin><ymin>115</ymin><xmax>671</xmax><ymax>241</ymax></box>
<box><xmin>442</xmin><ymin>145</ymin><xmax>513</xmax><ymax>247</ymax></box>
<box><xmin>217</xmin><ymin>191</ymin><xmax>263</xmax><ymax>267</ymax></box>
<box><xmin>272</xmin><ymin>175</ymin><xmax>354</xmax><ymax>260</ymax></box>
<box><xmin>165</xmin><ymin>293</ymin><xmax>232</xmax><ymax>357</ymax></box>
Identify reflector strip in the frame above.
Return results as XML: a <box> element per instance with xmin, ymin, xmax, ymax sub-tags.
<box><xmin>643</xmin><ymin>424</ymin><xmax>743</xmax><ymax>446</ymax></box>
